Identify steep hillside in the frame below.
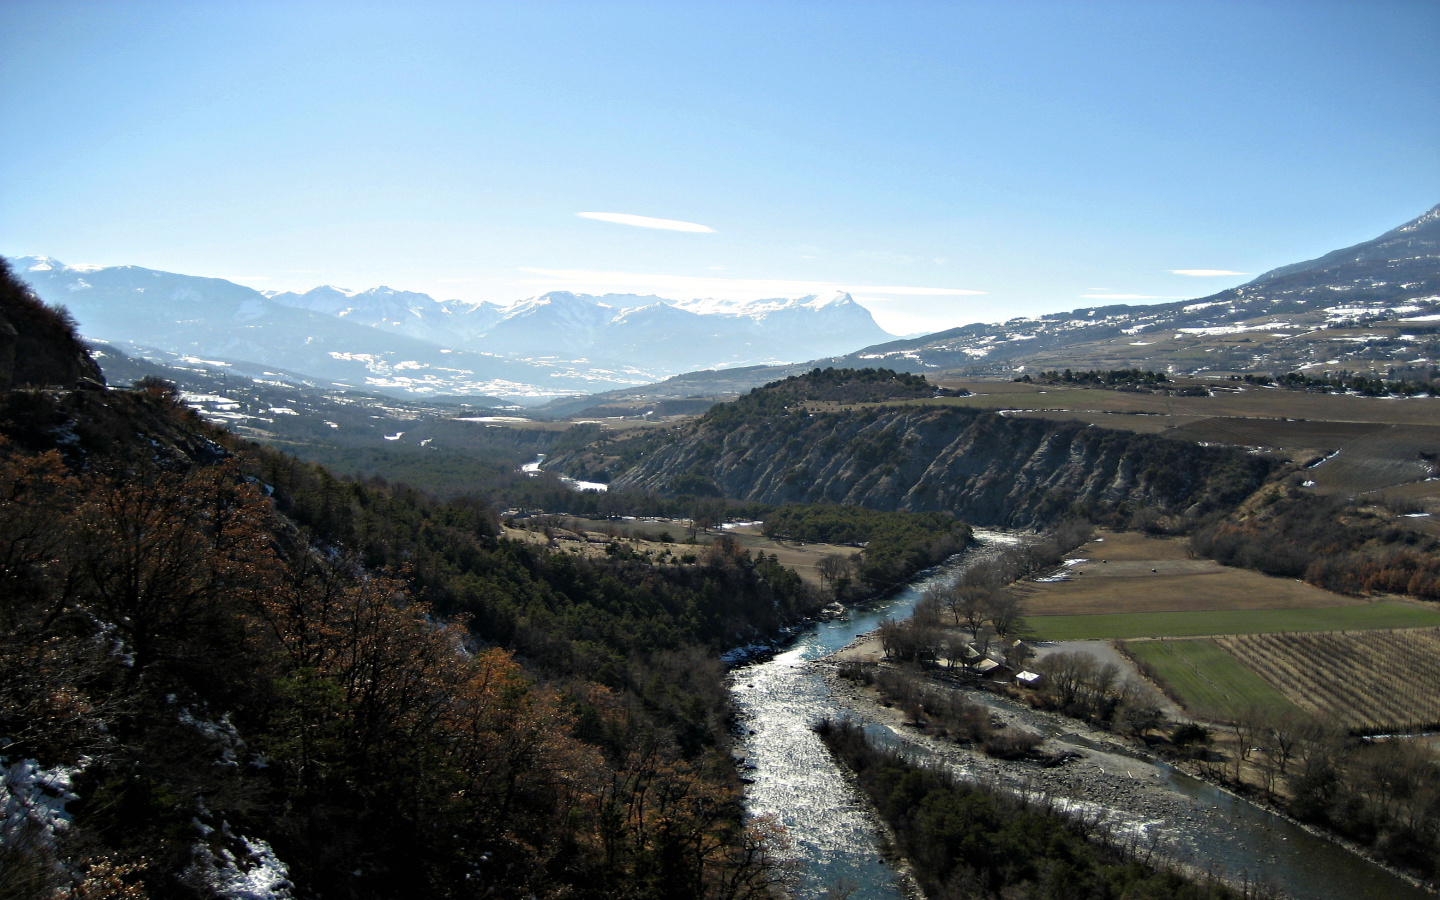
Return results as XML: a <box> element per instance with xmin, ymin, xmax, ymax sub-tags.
<box><xmin>554</xmin><ymin>369</ymin><xmax>1276</xmax><ymax>529</ymax></box>
<box><xmin>0</xmin><ymin>287</ymin><xmax>805</xmax><ymax>899</ymax></box>
<box><xmin>0</xmin><ymin>258</ymin><xmax>103</xmax><ymax>390</ymax></box>
<box><xmin>835</xmin><ymin>202</ymin><xmax>1440</xmax><ymax>378</ymax></box>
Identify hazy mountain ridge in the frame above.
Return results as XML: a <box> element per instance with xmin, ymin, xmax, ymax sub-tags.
<box><xmin>12</xmin><ymin>256</ymin><xmax>580</xmax><ymax>397</ymax></box>
<box><xmin>832</xmin><ymin>202</ymin><xmax>1440</xmax><ymax>378</ymax></box>
<box><xmin>13</xmin><ymin>256</ymin><xmax>893</xmax><ymax>399</ymax></box>
<box><xmin>530</xmin><ymin>203</ymin><xmax>1440</xmax><ymax>410</ymax></box>
<box><xmin>268</xmin><ymin>282</ymin><xmax>893</xmax><ymax>369</ymax></box>
<box><xmin>13</xmin><ymin>203</ymin><xmax>1437</xmax><ymax>408</ymax></box>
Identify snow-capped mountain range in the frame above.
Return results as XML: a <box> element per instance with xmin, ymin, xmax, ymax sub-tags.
<box><xmin>262</xmin><ymin>284</ymin><xmax>889</xmax><ymax>366</ymax></box>
<box><xmin>8</xmin><ymin>256</ymin><xmax>893</xmax><ymax>400</ymax></box>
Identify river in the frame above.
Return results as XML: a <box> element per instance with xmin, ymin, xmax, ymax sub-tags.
<box><xmin>729</xmin><ymin>531</ymin><xmax>1432</xmax><ymax>899</ymax></box>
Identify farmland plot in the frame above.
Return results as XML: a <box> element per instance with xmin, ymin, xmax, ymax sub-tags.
<box><xmin>1122</xmin><ymin>638</ymin><xmax>1294</xmax><ymax>719</ymax></box>
<box><xmin>1216</xmin><ymin>628</ymin><xmax>1440</xmax><ymax>733</ymax></box>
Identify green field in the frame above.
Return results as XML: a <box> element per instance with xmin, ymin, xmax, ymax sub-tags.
<box><xmin>1122</xmin><ymin>639</ymin><xmax>1295</xmax><ymax>718</ymax></box>
<box><xmin>1024</xmin><ymin>601</ymin><xmax>1440</xmax><ymax>641</ymax></box>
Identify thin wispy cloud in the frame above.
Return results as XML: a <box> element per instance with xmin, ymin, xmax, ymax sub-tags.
<box><xmin>1170</xmin><ymin>269</ymin><xmax>1247</xmax><ymax>277</ymax></box>
<box><xmin>576</xmin><ymin>212</ymin><xmax>716</xmax><ymax>233</ymax></box>
<box><xmin>519</xmin><ymin>267</ymin><xmax>984</xmax><ymax>301</ymax></box>
<box><xmin>1082</xmin><ymin>293</ymin><xmax>1187</xmax><ymax>300</ymax></box>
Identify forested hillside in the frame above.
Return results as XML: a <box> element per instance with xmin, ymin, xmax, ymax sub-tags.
<box><xmin>556</xmin><ymin>368</ymin><xmax>1277</xmax><ymax>530</ymax></box>
<box><xmin>0</xmin><ymin>262</ymin><xmax>810</xmax><ymax>899</ymax></box>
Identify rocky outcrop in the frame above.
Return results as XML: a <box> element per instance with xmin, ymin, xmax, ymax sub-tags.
<box><xmin>589</xmin><ymin>405</ymin><xmax>1276</xmax><ymax>528</ymax></box>
<box><xmin>0</xmin><ymin>257</ymin><xmax>103</xmax><ymax>390</ymax></box>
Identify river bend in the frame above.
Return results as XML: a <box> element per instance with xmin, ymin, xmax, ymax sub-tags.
<box><xmin>729</xmin><ymin>531</ymin><xmax>1431</xmax><ymax>899</ymax></box>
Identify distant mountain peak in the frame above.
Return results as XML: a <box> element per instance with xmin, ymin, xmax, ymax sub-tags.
<box><xmin>802</xmin><ymin>290</ymin><xmax>856</xmax><ymax>309</ymax></box>
<box><xmin>1392</xmin><ymin>202</ymin><xmax>1440</xmax><ymax>235</ymax></box>
<box><xmin>15</xmin><ymin>255</ymin><xmax>65</xmax><ymax>272</ymax></box>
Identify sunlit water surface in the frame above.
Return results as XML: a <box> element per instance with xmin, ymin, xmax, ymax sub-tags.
<box><xmin>730</xmin><ymin>532</ymin><xmax>1431</xmax><ymax>900</ymax></box>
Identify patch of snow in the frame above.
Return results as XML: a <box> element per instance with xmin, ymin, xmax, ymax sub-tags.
<box><xmin>189</xmin><ymin>832</ymin><xmax>293</xmax><ymax>900</ymax></box>
<box><xmin>1178</xmin><ymin>325</ymin><xmax>1259</xmax><ymax>336</ymax></box>
<box><xmin>2</xmin><ymin>758</ymin><xmax>80</xmax><ymax>861</ymax></box>
<box><xmin>176</xmin><ymin>705</ymin><xmax>246</xmax><ymax>766</ymax></box>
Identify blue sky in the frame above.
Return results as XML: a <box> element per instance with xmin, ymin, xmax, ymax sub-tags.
<box><xmin>3</xmin><ymin>1</ymin><xmax>1437</xmax><ymax>335</ymax></box>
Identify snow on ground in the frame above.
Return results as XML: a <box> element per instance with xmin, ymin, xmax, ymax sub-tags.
<box><xmin>189</xmin><ymin>831</ymin><xmax>294</xmax><ymax>900</ymax></box>
<box><xmin>2</xmin><ymin>758</ymin><xmax>80</xmax><ymax>864</ymax></box>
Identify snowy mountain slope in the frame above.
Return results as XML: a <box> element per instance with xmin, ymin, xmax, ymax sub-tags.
<box><xmin>828</xmin><ymin>202</ymin><xmax>1440</xmax><ymax>378</ymax></box>
<box><xmin>9</xmin><ymin>257</ymin><xmax>895</xmax><ymax>398</ymax></box>
<box><xmin>268</xmin><ymin>284</ymin><xmax>895</xmax><ymax>365</ymax></box>
<box><xmin>268</xmin><ymin>285</ymin><xmax>506</xmax><ymax>346</ymax></box>
<box><xmin>11</xmin><ymin>257</ymin><xmax>575</xmax><ymax>398</ymax></box>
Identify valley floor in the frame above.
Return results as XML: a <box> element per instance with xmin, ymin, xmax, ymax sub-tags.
<box><xmin>818</xmin><ymin>649</ymin><xmax>1436</xmax><ymax>898</ymax></box>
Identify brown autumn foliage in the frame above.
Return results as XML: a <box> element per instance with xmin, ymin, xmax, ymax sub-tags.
<box><xmin>0</xmin><ymin>422</ymin><xmax>790</xmax><ymax>900</ymax></box>
<box><xmin>1191</xmin><ymin>487</ymin><xmax>1440</xmax><ymax>601</ymax></box>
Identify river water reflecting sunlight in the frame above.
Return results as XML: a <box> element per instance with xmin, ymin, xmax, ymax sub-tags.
<box><xmin>730</xmin><ymin>532</ymin><xmax>1431</xmax><ymax>899</ymax></box>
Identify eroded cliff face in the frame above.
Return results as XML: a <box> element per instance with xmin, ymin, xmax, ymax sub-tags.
<box><xmin>584</xmin><ymin>406</ymin><xmax>1276</xmax><ymax>528</ymax></box>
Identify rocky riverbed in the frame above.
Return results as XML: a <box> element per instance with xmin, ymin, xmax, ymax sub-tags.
<box><xmin>817</xmin><ymin>637</ymin><xmax>1436</xmax><ymax>898</ymax></box>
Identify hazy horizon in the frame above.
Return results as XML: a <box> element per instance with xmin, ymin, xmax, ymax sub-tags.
<box><xmin>4</xmin><ymin>1</ymin><xmax>1437</xmax><ymax>335</ymax></box>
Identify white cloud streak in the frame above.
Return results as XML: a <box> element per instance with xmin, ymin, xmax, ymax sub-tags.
<box><xmin>576</xmin><ymin>212</ymin><xmax>716</xmax><ymax>233</ymax></box>
<box><xmin>1082</xmin><ymin>293</ymin><xmax>1188</xmax><ymax>300</ymax></box>
<box><xmin>1170</xmin><ymin>269</ymin><xmax>1248</xmax><ymax>277</ymax></box>
<box><xmin>518</xmin><ymin>267</ymin><xmax>985</xmax><ymax>301</ymax></box>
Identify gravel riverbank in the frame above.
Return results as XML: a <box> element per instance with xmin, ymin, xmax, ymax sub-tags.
<box><xmin>817</xmin><ymin>634</ymin><xmax>1437</xmax><ymax>898</ymax></box>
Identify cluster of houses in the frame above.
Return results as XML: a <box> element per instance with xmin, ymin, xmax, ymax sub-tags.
<box><xmin>947</xmin><ymin>638</ymin><xmax>1043</xmax><ymax>688</ymax></box>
